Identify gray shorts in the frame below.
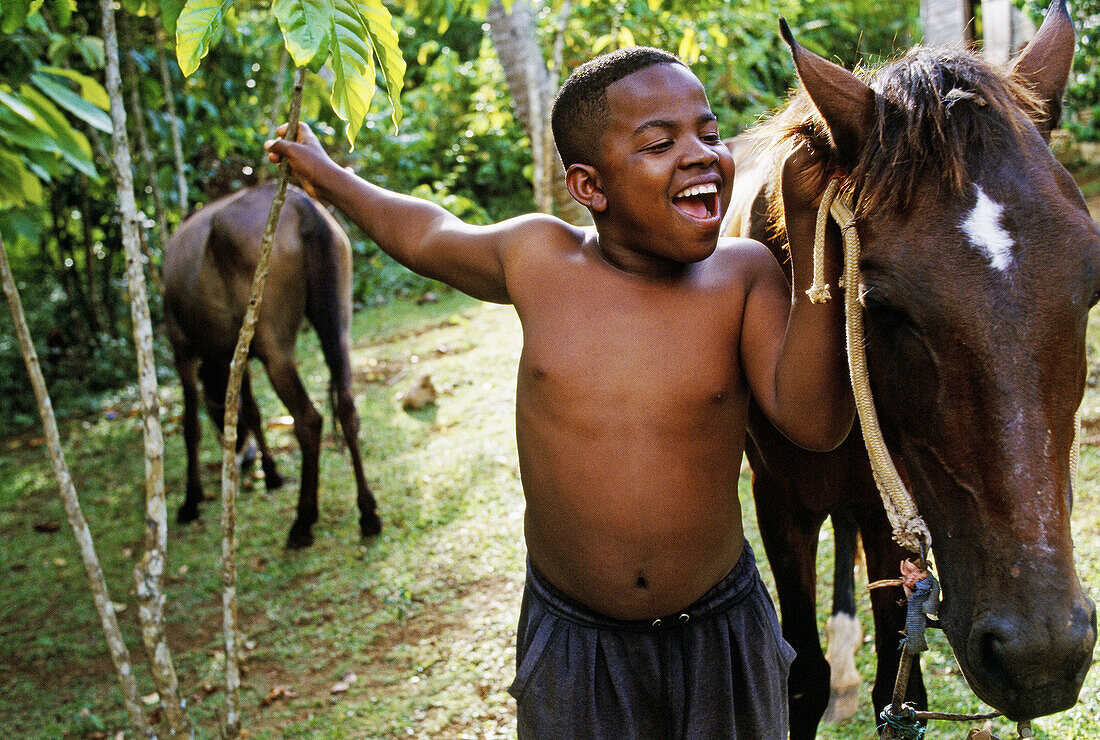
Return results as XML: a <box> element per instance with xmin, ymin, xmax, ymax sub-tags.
<box><xmin>509</xmin><ymin>543</ymin><xmax>795</xmax><ymax>739</ymax></box>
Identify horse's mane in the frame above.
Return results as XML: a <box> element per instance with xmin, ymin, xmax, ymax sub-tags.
<box><xmin>748</xmin><ymin>45</ymin><xmax>1046</xmax><ymax>234</ymax></box>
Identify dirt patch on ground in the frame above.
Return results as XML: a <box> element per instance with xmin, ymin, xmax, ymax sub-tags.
<box><xmin>239</xmin><ymin>573</ymin><xmax>521</xmax><ymax>737</ymax></box>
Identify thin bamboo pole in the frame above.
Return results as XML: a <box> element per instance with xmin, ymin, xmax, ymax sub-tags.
<box><xmin>0</xmin><ymin>235</ymin><xmax>153</xmax><ymax>738</ymax></box>
<box><xmin>99</xmin><ymin>0</ymin><xmax>189</xmax><ymax>733</ymax></box>
<box><xmin>218</xmin><ymin>66</ymin><xmax>307</xmax><ymax>739</ymax></box>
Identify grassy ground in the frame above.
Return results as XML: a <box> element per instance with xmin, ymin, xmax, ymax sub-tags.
<box><xmin>4</xmin><ymin>234</ymin><xmax>1100</xmax><ymax>738</ymax></box>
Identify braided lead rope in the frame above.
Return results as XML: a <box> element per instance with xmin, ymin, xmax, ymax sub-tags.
<box><xmin>808</xmin><ymin>183</ymin><xmax>931</xmax><ymax>553</ymax></box>
<box><xmin>1072</xmin><ymin>407</ymin><xmax>1081</xmax><ymax>494</ymax></box>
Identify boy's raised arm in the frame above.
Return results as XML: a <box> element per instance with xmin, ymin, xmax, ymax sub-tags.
<box><xmin>739</xmin><ymin>141</ymin><xmax>855</xmax><ymax>451</ymax></box>
<box><xmin>265</xmin><ymin>122</ymin><xmax>514</xmax><ymax>304</ymax></box>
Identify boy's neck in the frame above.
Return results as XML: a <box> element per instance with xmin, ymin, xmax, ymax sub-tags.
<box><xmin>593</xmin><ymin>233</ymin><xmax>688</xmax><ymax>279</ymax></box>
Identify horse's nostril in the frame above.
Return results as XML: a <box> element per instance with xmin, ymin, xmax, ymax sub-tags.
<box><xmin>976</xmin><ymin>623</ymin><xmax>1010</xmax><ymax>680</ymax></box>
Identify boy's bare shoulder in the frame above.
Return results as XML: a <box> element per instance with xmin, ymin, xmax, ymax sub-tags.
<box><xmin>707</xmin><ymin>236</ymin><xmax>783</xmax><ymax>282</ymax></box>
<box><xmin>499</xmin><ymin>213</ymin><xmax>588</xmax><ymax>251</ymax></box>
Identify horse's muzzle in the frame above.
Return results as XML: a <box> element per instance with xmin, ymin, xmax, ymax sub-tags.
<box><xmin>962</xmin><ymin>594</ymin><xmax>1096</xmax><ymax>720</ymax></box>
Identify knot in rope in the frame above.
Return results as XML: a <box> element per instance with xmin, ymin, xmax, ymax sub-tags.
<box><xmin>879</xmin><ymin>703</ymin><xmax>926</xmax><ymax>740</ymax></box>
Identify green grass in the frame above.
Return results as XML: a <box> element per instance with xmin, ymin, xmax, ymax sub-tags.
<box><xmin>2</xmin><ymin>288</ymin><xmax>1099</xmax><ymax>738</ymax></box>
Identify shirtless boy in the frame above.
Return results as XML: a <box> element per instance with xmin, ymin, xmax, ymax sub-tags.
<box><xmin>266</xmin><ymin>46</ymin><xmax>852</xmax><ymax>739</ymax></box>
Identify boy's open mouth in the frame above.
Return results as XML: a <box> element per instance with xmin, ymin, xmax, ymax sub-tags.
<box><xmin>672</xmin><ymin>182</ymin><xmax>719</xmax><ymax>221</ymax></box>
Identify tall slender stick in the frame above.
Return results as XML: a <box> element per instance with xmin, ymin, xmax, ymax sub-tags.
<box><xmin>154</xmin><ymin>15</ymin><xmax>189</xmax><ymax>214</ymax></box>
<box><xmin>1</xmin><ymin>236</ymin><xmax>153</xmax><ymax>738</ymax></box>
<box><xmin>122</xmin><ymin>12</ymin><xmax>167</xmax><ymax>295</ymax></box>
<box><xmin>219</xmin><ymin>66</ymin><xmax>307</xmax><ymax>739</ymax></box>
<box><xmin>99</xmin><ymin>0</ymin><xmax>189</xmax><ymax>733</ymax></box>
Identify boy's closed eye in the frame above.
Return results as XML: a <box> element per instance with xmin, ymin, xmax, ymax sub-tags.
<box><xmin>641</xmin><ymin>139</ymin><xmax>674</xmax><ymax>153</ymax></box>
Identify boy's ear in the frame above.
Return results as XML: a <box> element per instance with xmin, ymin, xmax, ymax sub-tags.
<box><xmin>566</xmin><ymin>164</ymin><xmax>608</xmax><ymax>213</ymax></box>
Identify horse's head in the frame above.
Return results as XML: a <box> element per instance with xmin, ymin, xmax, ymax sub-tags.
<box><xmin>783</xmin><ymin>0</ymin><xmax>1098</xmax><ymax>720</ymax></box>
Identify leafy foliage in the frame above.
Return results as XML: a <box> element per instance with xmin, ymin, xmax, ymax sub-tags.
<box><xmin>174</xmin><ymin>0</ymin><xmax>234</xmax><ymax>75</ymax></box>
<box><xmin>177</xmin><ymin>0</ymin><xmax>405</xmax><ymax>143</ymax></box>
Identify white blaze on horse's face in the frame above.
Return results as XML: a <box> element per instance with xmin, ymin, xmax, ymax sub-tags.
<box><xmin>961</xmin><ymin>184</ymin><xmax>1016</xmax><ymax>273</ymax></box>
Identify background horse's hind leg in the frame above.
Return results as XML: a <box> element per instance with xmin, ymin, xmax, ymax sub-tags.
<box><xmin>175</xmin><ymin>352</ymin><xmax>205</xmax><ymax>523</ymax></box>
<box><xmin>263</xmin><ymin>355</ymin><xmax>322</xmax><ymax>548</ymax></box>
<box><xmin>750</xmin><ymin>466</ymin><xmax>831</xmax><ymax>740</ymax></box>
<box><xmin>823</xmin><ymin>507</ymin><xmax>864</xmax><ymax>723</ymax></box>
<box><xmin>239</xmin><ymin>370</ymin><xmax>284</xmax><ymax>490</ymax></box>
<box><xmin>329</xmin><ymin>352</ymin><xmax>381</xmax><ymax>537</ymax></box>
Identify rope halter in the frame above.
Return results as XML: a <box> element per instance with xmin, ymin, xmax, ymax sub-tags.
<box><xmin>808</xmin><ymin>178</ymin><xmax>932</xmax><ymax>554</ymax></box>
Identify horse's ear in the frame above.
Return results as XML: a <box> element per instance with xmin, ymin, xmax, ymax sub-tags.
<box><xmin>1008</xmin><ymin>0</ymin><xmax>1075</xmax><ymax>139</ymax></box>
<box><xmin>779</xmin><ymin>18</ymin><xmax>874</xmax><ymax>165</ymax></box>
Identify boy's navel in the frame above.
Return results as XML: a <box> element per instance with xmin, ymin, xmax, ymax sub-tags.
<box><xmin>635</xmin><ymin>573</ymin><xmax>648</xmax><ymax>589</ymax></box>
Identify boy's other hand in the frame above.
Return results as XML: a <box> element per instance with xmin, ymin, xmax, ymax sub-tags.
<box><xmin>264</xmin><ymin>122</ymin><xmax>335</xmax><ymax>201</ymax></box>
<box><xmin>780</xmin><ymin>139</ymin><xmax>834</xmax><ymax>218</ymax></box>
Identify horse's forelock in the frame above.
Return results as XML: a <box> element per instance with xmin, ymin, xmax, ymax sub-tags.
<box><xmin>755</xmin><ymin>46</ymin><xmax>1046</xmax><ymax>233</ymax></box>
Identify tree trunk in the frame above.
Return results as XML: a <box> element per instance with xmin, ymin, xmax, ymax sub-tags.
<box><xmin>99</xmin><ymin>0</ymin><xmax>189</xmax><ymax>734</ymax></box>
<box><xmin>485</xmin><ymin>0</ymin><xmax>589</xmax><ymax>224</ymax></box>
<box><xmin>217</xmin><ymin>66</ymin><xmax>306</xmax><ymax>739</ymax></box>
<box><xmin>154</xmin><ymin>16</ymin><xmax>188</xmax><ymax>215</ymax></box>
<box><xmin>1</xmin><ymin>234</ymin><xmax>153</xmax><ymax>738</ymax></box>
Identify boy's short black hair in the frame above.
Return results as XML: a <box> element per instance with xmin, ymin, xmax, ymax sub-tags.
<box><xmin>551</xmin><ymin>46</ymin><xmax>685</xmax><ymax>168</ymax></box>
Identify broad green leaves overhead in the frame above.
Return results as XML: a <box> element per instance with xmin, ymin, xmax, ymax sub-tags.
<box><xmin>30</xmin><ymin>69</ymin><xmax>112</xmax><ymax>132</ymax></box>
<box><xmin>175</xmin><ymin>0</ymin><xmax>235</xmax><ymax>76</ymax></box>
<box><xmin>330</xmin><ymin>0</ymin><xmax>404</xmax><ymax>143</ymax></box>
<box><xmin>1</xmin><ymin>0</ymin><xmax>42</xmax><ymax>34</ymax></box>
<box><xmin>0</xmin><ymin>80</ymin><xmax>98</xmax><ymax>207</ymax></box>
<box><xmin>177</xmin><ymin>0</ymin><xmax>405</xmax><ymax>145</ymax></box>
<box><xmin>272</xmin><ymin>0</ymin><xmax>332</xmax><ymax>65</ymax></box>
<box><xmin>0</xmin><ymin>6</ymin><xmax>107</xmax><ymax>211</ymax></box>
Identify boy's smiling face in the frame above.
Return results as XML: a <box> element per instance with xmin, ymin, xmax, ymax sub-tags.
<box><xmin>585</xmin><ymin>63</ymin><xmax>734</xmax><ymax>274</ymax></box>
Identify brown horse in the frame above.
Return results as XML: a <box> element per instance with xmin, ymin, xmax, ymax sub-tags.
<box><xmin>163</xmin><ymin>182</ymin><xmax>382</xmax><ymax>548</ymax></box>
<box><xmin>725</xmin><ymin>2</ymin><xmax>1098</xmax><ymax>735</ymax></box>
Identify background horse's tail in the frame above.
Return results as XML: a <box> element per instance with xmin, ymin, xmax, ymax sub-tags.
<box><xmin>296</xmin><ymin>190</ymin><xmax>354</xmax><ymax>446</ymax></box>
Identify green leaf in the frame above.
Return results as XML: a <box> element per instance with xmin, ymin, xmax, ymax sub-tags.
<box><xmin>76</xmin><ymin>36</ymin><xmax>106</xmax><ymax>69</ymax></box>
<box><xmin>49</xmin><ymin>0</ymin><xmax>74</xmax><ymax>27</ymax></box>
<box><xmin>29</xmin><ymin>70</ymin><xmax>112</xmax><ymax>133</ymax></box>
<box><xmin>357</xmin><ymin>0</ymin><xmax>405</xmax><ymax>128</ymax></box>
<box><xmin>678</xmin><ymin>27</ymin><xmax>699</xmax><ymax>63</ymax></box>
<box><xmin>18</xmin><ymin>85</ymin><xmax>97</xmax><ymax>178</ymax></box>
<box><xmin>0</xmin><ymin>150</ymin><xmax>42</xmax><ymax>208</ymax></box>
<box><xmin>1</xmin><ymin>0</ymin><xmax>35</xmax><ymax>34</ymax></box>
<box><xmin>18</xmin><ymin>161</ymin><xmax>43</xmax><ymax>204</ymax></box>
<box><xmin>160</xmin><ymin>0</ymin><xmax>186</xmax><ymax>35</ymax></box>
<box><xmin>0</xmin><ymin>90</ymin><xmax>37</xmax><ymax>122</ymax></box>
<box><xmin>0</xmin><ymin>105</ymin><xmax>62</xmax><ymax>153</ymax></box>
<box><xmin>38</xmin><ymin>67</ymin><xmax>110</xmax><ymax>110</ymax></box>
<box><xmin>175</xmin><ymin>0</ymin><xmax>234</xmax><ymax>76</ymax></box>
<box><xmin>330</xmin><ymin>0</ymin><xmax>376</xmax><ymax>147</ymax></box>
<box><xmin>327</xmin><ymin>0</ymin><xmax>404</xmax><ymax>141</ymax></box>
<box><xmin>273</xmin><ymin>0</ymin><xmax>332</xmax><ymax>67</ymax></box>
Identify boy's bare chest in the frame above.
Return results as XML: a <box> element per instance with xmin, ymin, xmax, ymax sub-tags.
<box><xmin>517</xmin><ymin>282</ymin><xmax>745</xmax><ymax>410</ymax></box>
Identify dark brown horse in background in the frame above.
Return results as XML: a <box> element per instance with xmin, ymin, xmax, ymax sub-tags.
<box><xmin>164</xmin><ymin>182</ymin><xmax>382</xmax><ymax>548</ymax></box>
<box><xmin>725</xmin><ymin>2</ymin><xmax>1098</xmax><ymax>735</ymax></box>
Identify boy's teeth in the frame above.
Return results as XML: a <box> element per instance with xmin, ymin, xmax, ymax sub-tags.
<box><xmin>675</xmin><ymin>183</ymin><xmax>718</xmax><ymax>199</ymax></box>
